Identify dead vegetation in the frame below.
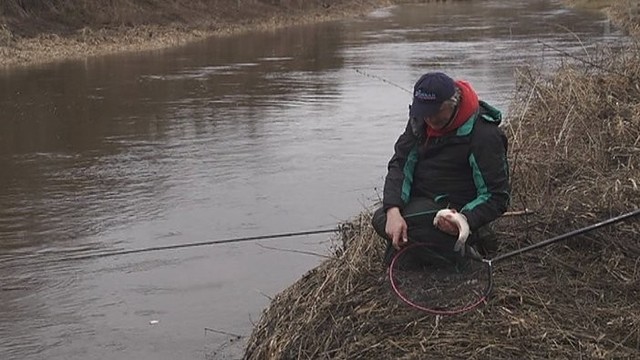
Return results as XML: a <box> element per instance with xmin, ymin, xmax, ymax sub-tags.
<box><xmin>0</xmin><ymin>0</ymin><xmax>395</xmax><ymax>68</ymax></box>
<box><xmin>609</xmin><ymin>0</ymin><xmax>640</xmax><ymax>36</ymax></box>
<box><xmin>567</xmin><ymin>0</ymin><xmax>640</xmax><ymax>36</ymax></box>
<box><xmin>244</xmin><ymin>28</ymin><xmax>640</xmax><ymax>360</ymax></box>
<box><xmin>0</xmin><ymin>0</ymin><xmax>342</xmax><ymax>37</ymax></box>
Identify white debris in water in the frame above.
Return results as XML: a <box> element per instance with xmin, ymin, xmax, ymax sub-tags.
<box><xmin>149</xmin><ymin>320</ymin><xmax>159</xmax><ymax>325</ymax></box>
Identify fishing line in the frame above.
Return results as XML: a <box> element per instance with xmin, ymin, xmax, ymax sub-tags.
<box><xmin>538</xmin><ymin>40</ymin><xmax>634</xmax><ymax>81</ymax></box>
<box><xmin>353</xmin><ymin>68</ymin><xmax>411</xmax><ymax>94</ymax></box>
<box><xmin>59</xmin><ymin>228</ymin><xmax>339</xmax><ymax>262</ymax></box>
<box><xmin>390</xmin><ymin>208</ymin><xmax>640</xmax><ymax>315</ymax></box>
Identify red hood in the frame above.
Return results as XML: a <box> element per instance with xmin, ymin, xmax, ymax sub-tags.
<box><xmin>426</xmin><ymin>80</ymin><xmax>479</xmax><ymax>137</ymax></box>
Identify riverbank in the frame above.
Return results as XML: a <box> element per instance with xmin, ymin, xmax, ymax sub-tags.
<box><xmin>0</xmin><ymin>0</ymin><xmax>395</xmax><ymax>69</ymax></box>
<box><xmin>244</xmin><ymin>2</ymin><xmax>640</xmax><ymax>358</ymax></box>
<box><xmin>0</xmin><ymin>0</ymin><xmax>636</xmax><ymax>70</ymax></box>
<box><xmin>566</xmin><ymin>0</ymin><xmax>640</xmax><ymax>35</ymax></box>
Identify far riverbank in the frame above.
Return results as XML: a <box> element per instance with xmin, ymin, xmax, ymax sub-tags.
<box><xmin>0</xmin><ymin>0</ymin><xmax>634</xmax><ymax>70</ymax></box>
<box><xmin>0</xmin><ymin>0</ymin><xmax>394</xmax><ymax>69</ymax></box>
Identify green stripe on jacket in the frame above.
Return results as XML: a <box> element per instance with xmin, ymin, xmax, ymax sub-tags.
<box><xmin>401</xmin><ymin>145</ymin><xmax>419</xmax><ymax>204</ymax></box>
<box><xmin>461</xmin><ymin>153</ymin><xmax>491</xmax><ymax>211</ymax></box>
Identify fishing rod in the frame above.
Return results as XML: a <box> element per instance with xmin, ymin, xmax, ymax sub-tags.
<box><xmin>61</xmin><ymin>227</ymin><xmax>339</xmax><ymax>262</ymax></box>
<box><xmin>55</xmin><ymin>210</ymin><xmax>531</xmax><ymax>262</ymax></box>
<box><xmin>489</xmin><ymin>207</ymin><xmax>640</xmax><ymax>263</ymax></box>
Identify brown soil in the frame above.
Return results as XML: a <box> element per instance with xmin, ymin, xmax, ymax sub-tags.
<box><xmin>0</xmin><ymin>0</ymin><xmax>396</xmax><ymax>69</ymax></box>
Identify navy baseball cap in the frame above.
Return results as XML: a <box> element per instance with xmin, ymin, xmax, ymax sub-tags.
<box><xmin>410</xmin><ymin>72</ymin><xmax>456</xmax><ymax>120</ymax></box>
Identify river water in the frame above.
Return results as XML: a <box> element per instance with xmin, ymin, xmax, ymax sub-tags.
<box><xmin>0</xmin><ymin>1</ymin><xmax>623</xmax><ymax>359</ymax></box>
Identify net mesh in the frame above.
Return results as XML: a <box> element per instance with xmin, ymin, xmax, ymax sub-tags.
<box><xmin>390</xmin><ymin>244</ymin><xmax>490</xmax><ymax>313</ymax></box>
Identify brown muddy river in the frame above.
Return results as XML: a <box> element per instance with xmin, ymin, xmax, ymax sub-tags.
<box><xmin>0</xmin><ymin>1</ymin><xmax>624</xmax><ymax>359</ymax></box>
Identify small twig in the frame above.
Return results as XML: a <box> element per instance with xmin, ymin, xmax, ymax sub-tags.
<box><xmin>204</xmin><ymin>327</ymin><xmax>244</xmax><ymax>339</ymax></box>
<box><xmin>552</xmin><ymin>23</ymin><xmax>589</xmax><ymax>58</ymax></box>
<box><xmin>257</xmin><ymin>290</ymin><xmax>273</xmax><ymax>301</ymax></box>
<box><xmin>502</xmin><ymin>209</ymin><xmax>535</xmax><ymax>217</ymax></box>
<box><xmin>349</xmin><ymin>342</ymin><xmax>383</xmax><ymax>358</ymax></box>
<box><xmin>548</xmin><ymin>256</ymin><xmax>584</xmax><ymax>275</ymax></box>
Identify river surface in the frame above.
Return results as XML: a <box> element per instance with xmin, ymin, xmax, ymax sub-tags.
<box><xmin>0</xmin><ymin>1</ymin><xmax>624</xmax><ymax>359</ymax></box>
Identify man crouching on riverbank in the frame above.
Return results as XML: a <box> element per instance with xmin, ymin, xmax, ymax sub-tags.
<box><xmin>372</xmin><ymin>72</ymin><xmax>510</xmax><ymax>265</ymax></box>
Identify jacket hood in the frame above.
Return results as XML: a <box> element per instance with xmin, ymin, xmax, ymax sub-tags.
<box><xmin>426</xmin><ymin>80</ymin><xmax>479</xmax><ymax>137</ymax></box>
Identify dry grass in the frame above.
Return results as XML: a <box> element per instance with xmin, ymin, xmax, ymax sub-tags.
<box><xmin>609</xmin><ymin>0</ymin><xmax>640</xmax><ymax>36</ymax></box>
<box><xmin>566</xmin><ymin>0</ymin><xmax>640</xmax><ymax>36</ymax></box>
<box><xmin>507</xmin><ymin>45</ymin><xmax>640</xmax><ymax>225</ymax></box>
<box><xmin>244</xmin><ymin>32</ymin><xmax>640</xmax><ymax>360</ymax></box>
<box><xmin>0</xmin><ymin>0</ymin><xmax>396</xmax><ymax>68</ymax></box>
<box><xmin>244</xmin><ymin>213</ymin><xmax>640</xmax><ymax>359</ymax></box>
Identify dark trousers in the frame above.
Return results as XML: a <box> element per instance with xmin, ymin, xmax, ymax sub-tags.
<box><xmin>371</xmin><ymin>197</ymin><xmax>465</xmax><ymax>265</ymax></box>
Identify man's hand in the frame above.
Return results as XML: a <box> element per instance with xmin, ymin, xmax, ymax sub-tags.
<box><xmin>385</xmin><ymin>207</ymin><xmax>408</xmax><ymax>250</ymax></box>
<box><xmin>434</xmin><ymin>215</ymin><xmax>459</xmax><ymax>236</ymax></box>
<box><xmin>433</xmin><ymin>209</ymin><xmax>470</xmax><ymax>256</ymax></box>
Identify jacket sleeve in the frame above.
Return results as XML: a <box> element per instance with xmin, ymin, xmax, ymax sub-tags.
<box><xmin>382</xmin><ymin>120</ymin><xmax>419</xmax><ymax>211</ymax></box>
<box><xmin>460</xmin><ymin>122</ymin><xmax>511</xmax><ymax>230</ymax></box>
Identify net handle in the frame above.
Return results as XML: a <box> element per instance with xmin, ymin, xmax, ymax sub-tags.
<box><xmin>492</xmin><ymin>208</ymin><xmax>640</xmax><ymax>263</ymax></box>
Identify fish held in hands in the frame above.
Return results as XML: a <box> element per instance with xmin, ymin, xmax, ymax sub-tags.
<box><xmin>433</xmin><ymin>209</ymin><xmax>470</xmax><ymax>256</ymax></box>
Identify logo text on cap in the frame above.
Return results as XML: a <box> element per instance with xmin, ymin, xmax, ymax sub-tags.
<box><xmin>414</xmin><ymin>88</ymin><xmax>437</xmax><ymax>101</ymax></box>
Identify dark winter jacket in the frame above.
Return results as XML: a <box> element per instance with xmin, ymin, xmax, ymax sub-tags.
<box><xmin>382</xmin><ymin>101</ymin><xmax>510</xmax><ymax>231</ymax></box>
